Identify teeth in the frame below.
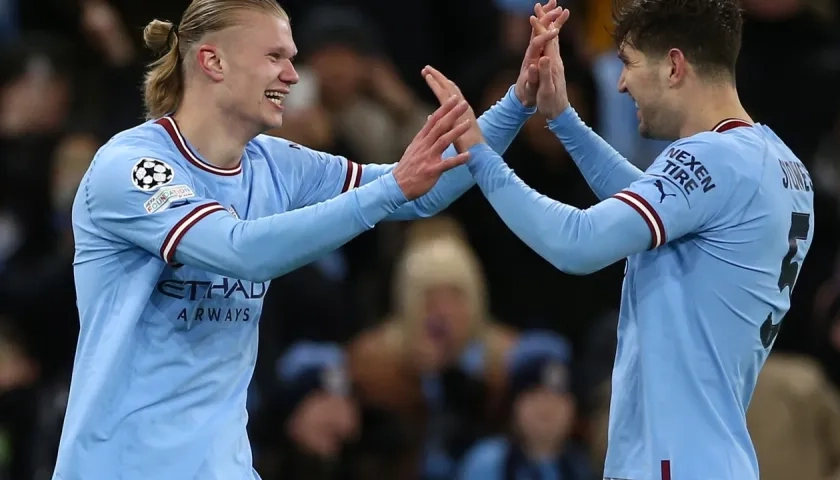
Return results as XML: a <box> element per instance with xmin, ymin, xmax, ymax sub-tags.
<box><xmin>265</xmin><ymin>91</ymin><xmax>285</xmax><ymax>102</ymax></box>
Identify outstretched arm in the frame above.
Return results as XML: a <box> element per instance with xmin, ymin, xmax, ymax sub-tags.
<box><xmin>289</xmin><ymin>5</ymin><xmax>566</xmax><ymax>219</ymax></box>
<box><xmin>548</xmin><ymin>106</ymin><xmax>643</xmax><ymax>200</ymax></box>
<box><xmin>530</xmin><ymin>4</ymin><xmax>643</xmax><ymax>200</ymax></box>
<box><xmin>464</xmin><ymin>135</ymin><xmax>737</xmax><ymax>274</ymax></box>
<box><xmin>361</xmin><ymin>85</ymin><xmax>535</xmax><ymax>220</ymax></box>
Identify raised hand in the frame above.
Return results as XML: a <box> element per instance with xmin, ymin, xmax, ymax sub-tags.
<box><xmin>513</xmin><ymin>0</ymin><xmax>567</xmax><ymax>107</ymax></box>
<box><xmin>421</xmin><ymin>65</ymin><xmax>483</xmax><ymax>153</ymax></box>
<box><xmin>532</xmin><ymin>4</ymin><xmax>572</xmax><ymax>118</ymax></box>
<box><xmin>392</xmin><ymin>96</ymin><xmax>472</xmax><ymax>200</ymax></box>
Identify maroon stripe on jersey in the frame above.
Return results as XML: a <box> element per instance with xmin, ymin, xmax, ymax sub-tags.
<box><xmin>342</xmin><ymin>160</ymin><xmax>362</xmax><ymax>193</ymax></box>
<box><xmin>712</xmin><ymin>118</ymin><xmax>752</xmax><ymax>133</ymax></box>
<box><xmin>613</xmin><ymin>190</ymin><xmax>666</xmax><ymax>249</ymax></box>
<box><xmin>154</xmin><ymin>117</ymin><xmax>242</xmax><ymax>176</ymax></box>
<box><xmin>661</xmin><ymin>460</ymin><xmax>672</xmax><ymax>480</ymax></box>
<box><xmin>353</xmin><ymin>163</ymin><xmax>362</xmax><ymax>189</ymax></box>
<box><xmin>160</xmin><ymin>203</ymin><xmax>225</xmax><ymax>264</ymax></box>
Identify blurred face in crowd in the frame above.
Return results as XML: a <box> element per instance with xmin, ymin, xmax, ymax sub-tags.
<box><xmin>617</xmin><ymin>43</ymin><xmax>683</xmax><ymax>140</ymax></box>
<box><xmin>0</xmin><ymin>59</ymin><xmax>70</xmax><ymax>136</ymax></box>
<box><xmin>52</xmin><ymin>134</ymin><xmax>99</xmax><ymax>213</ymax></box>
<box><xmin>514</xmin><ymin>388</ymin><xmax>574</xmax><ymax>453</ymax></box>
<box><xmin>287</xmin><ymin>391</ymin><xmax>359</xmax><ymax>458</ymax></box>
<box><xmin>307</xmin><ymin>44</ymin><xmax>367</xmax><ymax>110</ymax></box>
<box><xmin>203</xmin><ymin>10</ymin><xmax>299</xmax><ymax>132</ymax></box>
<box><xmin>414</xmin><ymin>284</ymin><xmax>474</xmax><ymax>370</ymax></box>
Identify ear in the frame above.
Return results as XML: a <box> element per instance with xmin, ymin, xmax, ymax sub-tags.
<box><xmin>196</xmin><ymin>44</ymin><xmax>224</xmax><ymax>82</ymax></box>
<box><xmin>666</xmin><ymin>48</ymin><xmax>688</xmax><ymax>86</ymax></box>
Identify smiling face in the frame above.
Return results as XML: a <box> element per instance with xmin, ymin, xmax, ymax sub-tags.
<box><xmin>208</xmin><ymin>10</ymin><xmax>299</xmax><ymax>132</ymax></box>
<box><xmin>616</xmin><ymin>43</ymin><xmax>683</xmax><ymax>141</ymax></box>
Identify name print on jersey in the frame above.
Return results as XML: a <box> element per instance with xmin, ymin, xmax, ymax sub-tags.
<box><xmin>659</xmin><ymin>147</ymin><xmax>716</xmax><ymax>196</ymax></box>
<box><xmin>779</xmin><ymin>159</ymin><xmax>813</xmax><ymax>192</ymax></box>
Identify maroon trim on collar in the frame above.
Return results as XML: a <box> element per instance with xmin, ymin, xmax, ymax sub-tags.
<box><xmin>154</xmin><ymin>116</ymin><xmax>242</xmax><ymax>176</ymax></box>
<box><xmin>711</xmin><ymin>118</ymin><xmax>752</xmax><ymax>133</ymax></box>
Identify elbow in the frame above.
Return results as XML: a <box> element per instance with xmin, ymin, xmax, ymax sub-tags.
<box><xmin>246</xmin><ymin>270</ymin><xmax>275</xmax><ymax>284</ymax></box>
<box><xmin>541</xmin><ymin>237</ymin><xmax>604</xmax><ymax>276</ymax></box>
<box><xmin>230</xmin><ymin>261</ymin><xmax>274</xmax><ymax>283</ymax></box>
<box><xmin>555</xmin><ymin>258</ymin><xmax>600</xmax><ymax>276</ymax></box>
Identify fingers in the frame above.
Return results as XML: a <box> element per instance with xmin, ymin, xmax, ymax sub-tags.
<box><xmin>424</xmin><ymin>72</ymin><xmax>448</xmax><ymax>104</ymax></box>
<box><xmin>423</xmin><ymin>65</ymin><xmax>461</xmax><ymax>97</ymax></box>
<box><xmin>417</xmin><ymin>95</ymin><xmax>460</xmax><ymax>139</ymax></box>
<box><xmin>529</xmin><ymin>18</ymin><xmax>559</xmax><ymax>51</ymax></box>
<box><xmin>544</xmin><ymin>10</ymin><xmax>570</xmax><ymax>58</ymax></box>
<box><xmin>553</xmin><ymin>8</ymin><xmax>571</xmax><ymax>31</ymax></box>
<box><xmin>527</xmin><ymin>64</ymin><xmax>540</xmax><ymax>88</ymax></box>
<box><xmin>534</xmin><ymin>0</ymin><xmax>556</xmax><ymax>20</ymax></box>
<box><xmin>437</xmin><ymin>151</ymin><xmax>471</xmax><ymax>173</ymax></box>
<box><xmin>432</xmin><ymin>118</ymin><xmax>471</xmax><ymax>154</ymax></box>
<box><xmin>538</xmin><ymin>56</ymin><xmax>554</xmax><ymax>94</ymax></box>
<box><xmin>427</xmin><ymin>100</ymin><xmax>469</xmax><ymax>142</ymax></box>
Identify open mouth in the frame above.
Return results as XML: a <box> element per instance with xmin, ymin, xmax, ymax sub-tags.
<box><xmin>265</xmin><ymin>90</ymin><xmax>285</xmax><ymax>107</ymax></box>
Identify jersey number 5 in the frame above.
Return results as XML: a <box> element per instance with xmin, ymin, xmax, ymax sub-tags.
<box><xmin>761</xmin><ymin>212</ymin><xmax>810</xmax><ymax>348</ymax></box>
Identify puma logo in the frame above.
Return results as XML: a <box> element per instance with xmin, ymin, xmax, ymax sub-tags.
<box><xmin>654</xmin><ymin>179</ymin><xmax>675</xmax><ymax>203</ymax></box>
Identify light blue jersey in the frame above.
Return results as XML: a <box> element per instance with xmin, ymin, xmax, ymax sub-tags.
<box><xmin>465</xmin><ymin>111</ymin><xmax>814</xmax><ymax>480</ymax></box>
<box><xmin>54</xmin><ymin>86</ymin><xmax>534</xmax><ymax>480</ymax></box>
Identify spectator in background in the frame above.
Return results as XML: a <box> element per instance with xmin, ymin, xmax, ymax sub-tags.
<box><xmin>269</xmin><ymin>5</ymin><xmax>435</xmax><ymax>325</ymax></box>
<box><xmin>250</xmin><ymin>342</ymin><xmax>360</xmax><ymax>480</ymax></box>
<box><xmin>458</xmin><ymin>331</ymin><xmax>594</xmax><ymax>480</ymax></box>
<box><xmin>347</xmin><ymin>217</ymin><xmax>517</xmax><ymax>480</ymax></box>
<box><xmin>274</xmin><ymin>5</ymin><xmax>431</xmax><ymax>167</ymax></box>
<box><xmin>0</xmin><ymin>34</ymin><xmax>88</xmax><ymax>383</ymax></box>
<box><xmin>746</xmin><ymin>352</ymin><xmax>840</xmax><ymax>480</ymax></box>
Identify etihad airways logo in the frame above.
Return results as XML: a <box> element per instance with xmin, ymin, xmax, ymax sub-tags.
<box><xmin>156</xmin><ymin>277</ymin><xmax>268</xmax><ymax>324</ymax></box>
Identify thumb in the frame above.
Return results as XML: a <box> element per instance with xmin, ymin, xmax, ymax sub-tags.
<box><xmin>538</xmin><ymin>56</ymin><xmax>553</xmax><ymax>92</ymax></box>
<box><xmin>527</xmin><ymin>64</ymin><xmax>540</xmax><ymax>88</ymax></box>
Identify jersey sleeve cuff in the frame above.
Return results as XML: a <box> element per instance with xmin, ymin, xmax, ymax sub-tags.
<box><xmin>613</xmin><ymin>190</ymin><xmax>666</xmax><ymax>249</ymax></box>
<box><xmin>160</xmin><ymin>202</ymin><xmax>226</xmax><ymax>264</ymax></box>
<box><xmin>342</xmin><ymin>160</ymin><xmax>362</xmax><ymax>193</ymax></box>
<box><xmin>503</xmin><ymin>85</ymin><xmax>537</xmax><ymax>116</ymax></box>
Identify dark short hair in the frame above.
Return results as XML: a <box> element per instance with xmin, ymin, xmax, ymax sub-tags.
<box><xmin>612</xmin><ymin>0</ymin><xmax>743</xmax><ymax>77</ymax></box>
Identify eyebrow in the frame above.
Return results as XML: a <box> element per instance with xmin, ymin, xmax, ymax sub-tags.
<box><xmin>268</xmin><ymin>46</ymin><xmax>296</xmax><ymax>60</ymax></box>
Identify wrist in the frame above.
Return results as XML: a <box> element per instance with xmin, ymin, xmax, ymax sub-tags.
<box><xmin>546</xmin><ymin>104</ymin><xmax>578</xmax><ymax>132</ymax></box>
<box><xmin>510</xmin><ymin>85</ymin><xmax>537</xmax><ymax>114</ymax></box>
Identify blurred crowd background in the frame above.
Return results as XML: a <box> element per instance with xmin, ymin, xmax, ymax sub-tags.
<box><xmin>0</xmin><ymin>0</ymin><xmax>840</xmax><ymax>479</ymax></box>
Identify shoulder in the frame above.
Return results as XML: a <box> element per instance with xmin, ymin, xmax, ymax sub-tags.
<box><xmin>83</xmin><ymin>123</ymin><xmax>194</xmax><ymax>202</ymax></box>
<box><xmin>660</xmin><ymin>133</ymin><xmax>738</xmax><ymax>169</ymax></box>
<box><xmin>250</xmin><ymin>134</ymin><xmax>336</xmax><ymax>166</ymax></box>
<box><xmin>652</xmin><ymin>131</ymin><xmax>762</xmax><ymax>195</ymax></box>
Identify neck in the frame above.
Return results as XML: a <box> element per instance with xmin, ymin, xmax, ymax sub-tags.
<box><xmin>677</xmin><ymin>80</ymin><xmax>753</xmax><ymax>138</ymax></box>
<box><xmin>173</xmin><ymin>90</ymin><xmax>255</xmax><ymax>168</ymax></box>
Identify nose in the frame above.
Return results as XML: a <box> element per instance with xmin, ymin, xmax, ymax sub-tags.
<box><xmin>281</xmin><ymin>59</ymin><xmax>299</xmax><ymax>86</ymax></box>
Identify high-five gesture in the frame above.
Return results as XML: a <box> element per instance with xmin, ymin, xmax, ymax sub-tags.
<box><xmin>514</xmin><ymin>0</ymin><xmax>568</xmax><ymax>107</ymax></box>
<box><xmin>392</xmin><ymin>96</ymin><xmax>472</xmax><ymax>199</ymax></box>
<box><xmin>531</xmin><ymin>3</ymin><xmax>572</xmax><ymax>118</ymax></box>
<box><xmin>422</xmin><ymin>65</ymin><xmax>483</xmax><ymax>153</ymax></box>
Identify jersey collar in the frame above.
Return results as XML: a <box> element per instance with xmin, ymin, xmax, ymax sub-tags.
<box><xmin>711</xmin><ymin>118</ymin><xmax>753</xmax><ymax>133</ymax></box>
<box><xmin>155</xmin><ymin>116</ymin><xmax>242</xmax><ymax>176</ymax></box>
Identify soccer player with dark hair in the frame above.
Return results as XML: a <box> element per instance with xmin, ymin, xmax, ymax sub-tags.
<box><xmin>423</xmin><ymin>1</ymin><xmax>816</xmax><ymax>479</ymax></box>
<box><xmin>52</xmin><ymin>0</ymin><xmax>566</xmax><ymax>478</ymax></box>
